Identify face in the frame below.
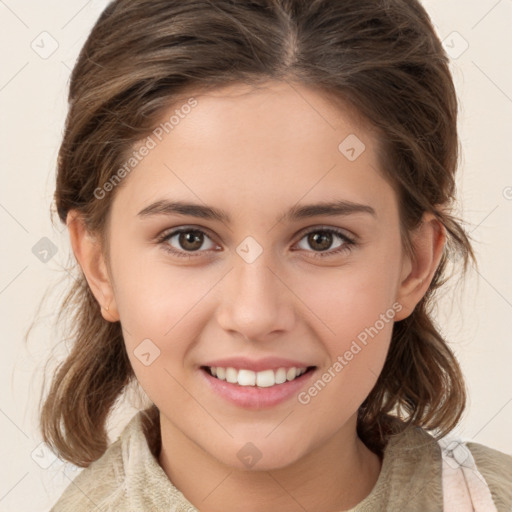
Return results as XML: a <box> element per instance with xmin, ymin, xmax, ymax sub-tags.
<box><xmin>102</xmin><ymin>80</ymin><xmax>411</xmax><ymax>470</ymax></box>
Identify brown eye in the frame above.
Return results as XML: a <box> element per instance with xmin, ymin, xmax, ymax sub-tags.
<box><xmin>178</xmin><ymin>230</ymin><xmax>205</xmax><ymax>251</ymax></box>
<box><xmin>295</xmin><ymin>227</ymin><xmax>356</xmax><ymax>258</ymax></box>
<box><xmin>158</xmin><ymin>227</ymin><xmax>218</xmax><ymax>258</ymax></box>
<box><xmin>307</xmin><ymin>231</ymin><xmax>334</xmax><ymax>251</ymax></box>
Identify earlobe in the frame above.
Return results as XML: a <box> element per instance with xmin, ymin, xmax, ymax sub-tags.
<box><xmin>394</xmin><ymin>213</ymin><xmax>446</xmax><ymax>321</ymax></box>
<box><xmin>66</xmin><ymin>211</ymin><xmax>120</xmax><ymax>322</ymax></box>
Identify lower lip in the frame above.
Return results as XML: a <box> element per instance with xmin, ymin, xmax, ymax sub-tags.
<box><xmin>199</xmin><ymin>367</ymin><xmax>317</xmax><ymax>410</ymax></box>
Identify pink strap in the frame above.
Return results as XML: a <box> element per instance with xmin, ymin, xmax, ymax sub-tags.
<box><xmin>438</xmin><ymin>437</ymin><xmax>498</xmax><ymax>511</ymax></box>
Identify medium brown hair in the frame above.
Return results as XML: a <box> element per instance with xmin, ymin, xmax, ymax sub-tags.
<box><xmin>39</xmin><ymin>0</ymin><xmax>475</xmax><ymax>467</ymax></box>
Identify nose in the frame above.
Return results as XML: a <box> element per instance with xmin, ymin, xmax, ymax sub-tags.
<box><xmin>215</xmin><ymin>252</ymin><xmax>296</xmax><ymax>342</ymax></box>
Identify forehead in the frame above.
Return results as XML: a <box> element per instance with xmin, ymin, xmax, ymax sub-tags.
<box><xmin>170</xmin><ymin>80</ymin><xmax>373</xmax><ymax>148</ymax></box>
<box><xmin>112</xmin><ymin>80</ymin><xmax>396</xmax><ymax>222</ymax></box>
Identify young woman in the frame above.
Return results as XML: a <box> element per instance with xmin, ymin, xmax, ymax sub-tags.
<box><xmin>41</xmin><ymin>0</ymin><xmax>511</xmax><ymax>510</ymax></box>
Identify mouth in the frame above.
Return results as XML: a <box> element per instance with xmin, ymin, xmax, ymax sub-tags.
<box><xmin>200</xmin><ymin>365</ymin><xmax>317</xmax><ymax>388</ymax></box>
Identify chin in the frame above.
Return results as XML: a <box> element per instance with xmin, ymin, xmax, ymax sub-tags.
<box><xmin>210</xmin><ymin>439</ymin><xmax>307</xmax><ymax>473</ymax></box>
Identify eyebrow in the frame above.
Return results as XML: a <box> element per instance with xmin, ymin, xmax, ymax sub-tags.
<box><xmin>137</xmin><ymin>199</ymin><xmax>376</xmax><ymax>223</ymax></box>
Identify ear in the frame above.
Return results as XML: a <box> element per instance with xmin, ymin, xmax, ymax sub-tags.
<box><xmin>66</xmin><ymin>210</ymin><xmax>120</xmax><ymax>322</ymax></box>
<box><xmin>394</xmin><ymin>212</ymin><xmax>446</xmax><ymax>321</ymax></box>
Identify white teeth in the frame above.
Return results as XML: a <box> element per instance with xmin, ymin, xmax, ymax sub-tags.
<box><xmin>286</xmin><ymin>367</ymin><xmax>297</xmax><ymax>381</ymax></box>
<box><xmin>207</xmin><ymin>366</ymin><xmax>309</xmax><ymax>387</ymax></box>
<box><xmin>275</xmin><ymin>367</ymin><xmax>287</xmax><ymax>384</ymax></box>
<box><xmin>256</xmin><ymin>369</ymin><xmax>275</xmax><ymax>388</ymax></box>
<box><xmin>238</xmin><ymin>369</ymin><xmax>256</xmax><ymax>386</ymax></box>
<box><xmin>225</xmin><ymin>367</ymin><xmax>238</xmax><ymax>384</ymax></box>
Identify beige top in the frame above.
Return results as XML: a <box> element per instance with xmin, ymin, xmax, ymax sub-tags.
<box><xmin>50</xmin><ymin>411</ymin><xmax>512</xmax><ymax>511</ymax></box>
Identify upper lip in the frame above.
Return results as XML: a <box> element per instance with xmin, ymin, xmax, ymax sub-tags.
<box><xmin>201</xmin><ymin>357</ymin><xmax>316</xmax><ymax>372</ymax></box>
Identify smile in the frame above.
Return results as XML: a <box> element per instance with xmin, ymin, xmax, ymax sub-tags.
<box><xmin>203</xmin><ymin>366</ymin><xmax>315</xmax><ymax>388</ymax></box>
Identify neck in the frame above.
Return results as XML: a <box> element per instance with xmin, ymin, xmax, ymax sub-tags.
<box><xmin>157</xmin><ymin>414</ymin><xmax>382</xmax><ymax>512</ymax></box>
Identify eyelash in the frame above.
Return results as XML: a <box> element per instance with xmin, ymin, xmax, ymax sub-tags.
<box><xmin>156</xmin><ymin>225</ymin><xmax>356</xmax><ymax>260</ymax></box>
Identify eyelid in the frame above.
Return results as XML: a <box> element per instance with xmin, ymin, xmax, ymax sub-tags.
<box><xmin>296</xmin><ymin>224</ymin><xmax>356</xmax><ymax>242</ymax></box>
<box><xmin>157</xmin><ymin>224</ymin><xmax>219</xmax><ymax>243</ymax></box>
<box><xmin>157</xmin><ymin>224</ymin><xmax>356</xmax><ymax>243</ymax></box>
<box><xmin>156</xmin><ymin>224</ymin><xmax>357</xmax><ymax>258</ymax></box>
<box><xmin>156</xmin><ymin>225</ymin><xmax>222</xmax><ymax>252</ymax></box>
<box><xmin>291</xmin><ymin>225</ymin><xmax>356</xmax><ymax>258</ymax></box>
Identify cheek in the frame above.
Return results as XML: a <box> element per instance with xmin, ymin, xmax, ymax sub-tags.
<box><xmin>109</xmin><ymin>241</ymin><xmax>222</xmax><ymax>389</ymax></box>
<box><xmin>298</xmin><ymin>272</ymin><xmax>397</xmax><ymax>414</ymax></box>
<box><xmin>294</xmin><ymin>244</ymin><xmax>402</xmax><ymax>403</ymax></box>
<box><xmin>116</xmin><ymin>264</ymin><xmax>210</xmax><ymax>409</ymax></box>
<box><xmin>109</xmin><ymin>233</ymin><xmax>204</xmax><ymax>332</ymax></box>
<box><xmin>302</xmin><ymin>248</ymin><xmax>402</xmax><ymax>341</ymax></box>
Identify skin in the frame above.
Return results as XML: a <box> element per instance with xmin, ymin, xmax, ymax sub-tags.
<box><xmin>68</xmin><ymin>80</ymin><xmax>445</xmax><ymax>512</ymax></box>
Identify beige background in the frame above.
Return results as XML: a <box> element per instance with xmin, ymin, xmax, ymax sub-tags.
<box><xmin>0</xmin><ymin>1</ymin><xmax>511</xmax><ymax>510</ymax></box>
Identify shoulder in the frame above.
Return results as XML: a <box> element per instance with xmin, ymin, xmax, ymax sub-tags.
<box><xmin>352</xmin><ymin>426</ymin><xmax>444</xmax><ymax>511</ymax></box>
<box><xmin>49</xmin><ymin>419</ymin><xmax>133</xmax><ymax>511</ymax></box>
<box><xmin>50</xmin><ymin>408</ymin><xmax>197</xmax><ymax>512</ymax></box>
<box><xmin>386</xmin><ymin>426</ymin><xmax>444</xmax><ymax>498</ymax></box>
<box><xmin>370</xmin><ymin>428</ymin><xmax>511</xmax><ymax>510</ymax></box>
<box><xmin>466</xmin><ymin>441</ymin><xmax>512</xmax><ymax>510</ymax></box>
